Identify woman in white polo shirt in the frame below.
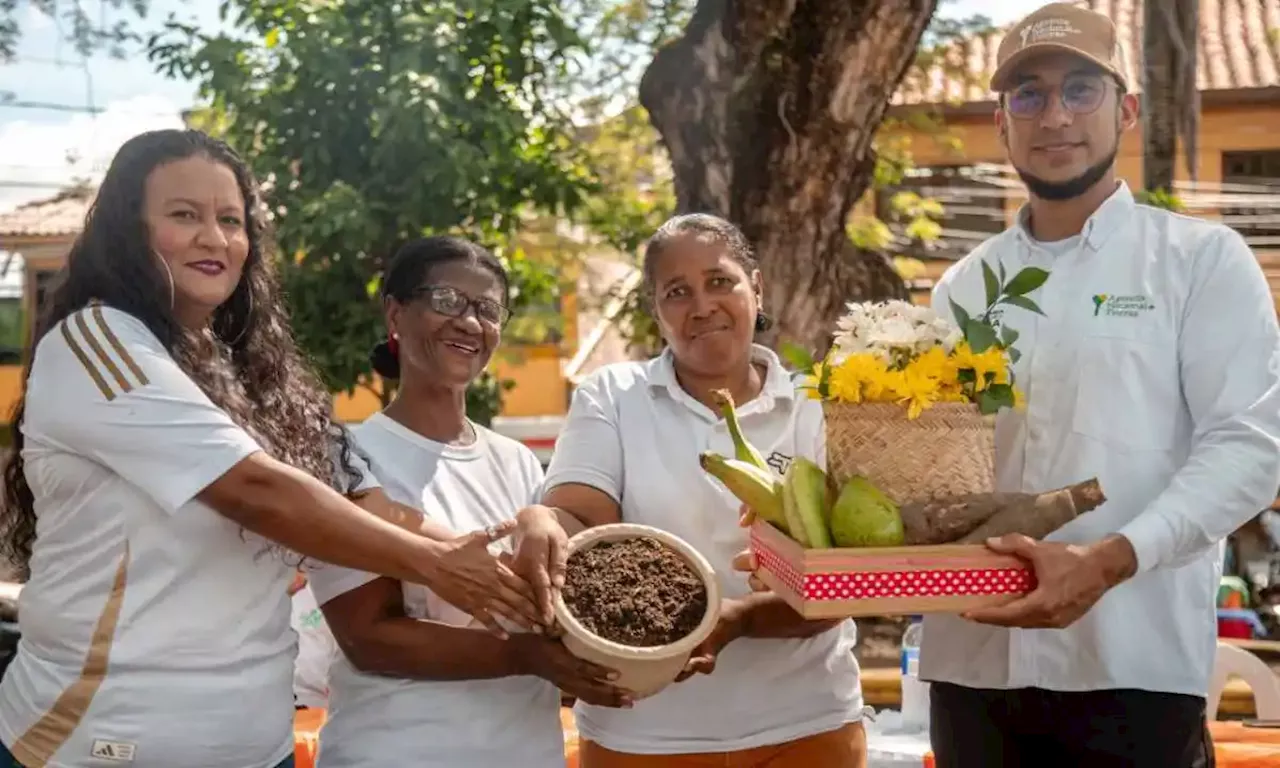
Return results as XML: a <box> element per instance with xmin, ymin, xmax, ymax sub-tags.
<box><xmin>309</xmin><ymin>235</ymin><xmax>631</xmax><ymax>768</ymax></box>
<box><xmin>0</xmin><ymin>130</ymin><xmax>538</xmax><ymax>768</ymax></box>
<box><xmin>515</xmin><ymin>213</ymin><xmax>868</xmax><ymax>767</ymax></box>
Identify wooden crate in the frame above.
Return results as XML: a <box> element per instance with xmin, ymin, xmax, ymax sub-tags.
<box><xmin>749</xmin><ymin>520</ymin><xmax>1036</xmax><ymax>619</ymax></box>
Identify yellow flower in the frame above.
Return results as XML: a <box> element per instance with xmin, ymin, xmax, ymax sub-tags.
<box><xmin>801</xmin><ymin>362</ymin><xmax>826</xmax><ymax>399</ymax></box>
<box><xmin>950</xmin><ymin>341</ymin><xmax>1011</xmax><ymax>392</ymax></box>
<box><xmin>1013</xmin><ymin>386</ymin><xmax>1026</xmax><ymax>410</ymax></box>
<box><xmin>828</xmin><ymin>353</ymin><xmax>891</xmax><ymax>404</ymax></box>
<box><xmin>938</xmin><ymin>380</ymin><xmax>970</xmax><ymax>403</ymax></box>
<box><xmin>881</xmin><ymin>364</ymin><xmax>942</xmax><ymax>419</ymax></box>
<box><xmin>909</xmin><ymin>345</ymin><xmax>955</xmax><ymax>382</ymax></box>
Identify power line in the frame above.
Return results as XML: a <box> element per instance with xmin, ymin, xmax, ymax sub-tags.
<box><xmin>0</xmin><ymin>99</ymin><xmax>105</xmax><ymax>115</ymax></box>
<box><xmin>0</xmin><ymin>181</ymin><xmax>75</xmax><ymax>190</ymax></box>
<box><xmin>0</xmin><ymin>98</ymin><xmax>181</xmax><ymax>118</ymax></box>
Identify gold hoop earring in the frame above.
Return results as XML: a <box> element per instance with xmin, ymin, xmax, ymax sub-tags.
<box><xmin>153</xmin><ymin>251</ymin><xmax>176</xmax><ymax>311</ymax></box>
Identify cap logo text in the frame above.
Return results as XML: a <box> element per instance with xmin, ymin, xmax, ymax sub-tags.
<box><xmin>1019</xmin><ymin>18</ymin><xmax>1082</xmax><ymax>47</ymax></box>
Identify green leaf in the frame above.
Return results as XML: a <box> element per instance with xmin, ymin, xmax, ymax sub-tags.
<box><xmin>1004</xmin><ymin>267</ymin><xmax>1050</xmax><ymax>296</ymax></box>
<box><xmin>976</xmin><ymin>383</ymin><xmax>1015</xmax><ymax>415</ymax></box>
<box><xmin>976</xmin><ymin>389</ymin><xmax>1002</xmax><ymax>415</ymax></box>
<box><xmin>1000</xmin><ymin>325</ymin><xmax>1020</xmax><ymax>348</ymax></box>
<box><xmin>1001</xmin><ymin>294</ymin><xmax>1046</xmax><ymax>316</ymax></box>
<box><xmin>964</xmin><ymin>319</ymin><xmax>998</xmax><ymax>353</ymax></box>
<box><xmin>818</xmin><ymin>357</ymin><xmax>833</xmax><ymax>399</ymax></box>
<box><xmin>779</xmin><ymin>341</ymin><xmax>816</xmax><ymax>372</ymax></box>
<box><xmin>1009</xmin><ymin>348</ymin><xmax>1022</xmax><ymax>364</ymax></box>
<box><xmin>998</xmin><ymin>261</ymin><xmax>1007</xmax><ymax>286</ymax></box>
<box><xmin>957</xmin><ymin>368</ymin><xmax>976</xmax><ymax>384</ymax></box>
<box><xmin>949</xmin><ymin>298</ymin><xmax>971</xmax><ymax>329</ymax></box>
<box><xmin>981</xmin><ymin>261</ymin><xmax>999</xmax><ymax>308</ymax></box>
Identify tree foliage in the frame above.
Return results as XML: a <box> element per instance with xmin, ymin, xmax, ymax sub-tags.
<box><xmin>575</xmin><ymin>1</ymin><xmax>993</xmax><ymax>358</ymax></box>
<box><xmin>1</xmin><ymin>0</ymin><xmax>152</xmax><ymax>63</ymax></box>
<box><xmin>149</xmin><ymin>0</ymin><xmax>591</xmax><ymax>423</ymax></box>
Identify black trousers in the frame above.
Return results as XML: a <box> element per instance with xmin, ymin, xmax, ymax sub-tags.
<box><xmin>929</xmin><ymin>681</ymin><xmax>1216</xmax><ymax>768</ymax></box>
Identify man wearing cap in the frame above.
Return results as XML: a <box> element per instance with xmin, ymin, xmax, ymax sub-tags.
<box><xmin>918</xmin><ymin>2</ymin><xmax>1280</xmax><ymax>765</ymax></box>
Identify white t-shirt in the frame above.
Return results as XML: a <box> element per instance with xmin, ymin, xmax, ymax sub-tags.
<box><xmin>543</xmin><ymin>345</ymin><xmax>865</xmax><ymax>755</ymax></box>
<box><xmin>291</xmin><ymin>584</ymin><xmax>336</xmax><ymax>708</ymax></box>
<box><xmin>0</xmin><ymin>305</ymin><xmax>303</xmax><ymax>767</ymax></box>
<box><xmin>307</xmin><ymin>412</ymin><xmax>565</xmax><ymax>768</ymax></box>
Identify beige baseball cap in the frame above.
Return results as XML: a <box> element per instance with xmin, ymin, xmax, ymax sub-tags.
<box><xmin>990</xmin><ymin>2</ymin><xmax>1128</xmax><ymax>92</ymax></box>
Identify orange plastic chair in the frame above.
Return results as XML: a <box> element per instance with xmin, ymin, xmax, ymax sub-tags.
<box><xmin>562</xmin><ymin>707</ymin><xmax>580</xmax><ymax>768</ymax></box>
<box><xmin>294</xmin><ymin>708</ymin><xmax>327</xmax><ymax>768</ymax></box>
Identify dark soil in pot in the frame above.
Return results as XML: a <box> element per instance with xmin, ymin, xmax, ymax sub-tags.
<box><xmin>562</xmin><ymin>537</ymin><xmax>708</xmax><ymax>647</ymax></box>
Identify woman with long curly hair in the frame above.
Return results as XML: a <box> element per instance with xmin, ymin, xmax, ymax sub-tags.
<box><xmin>0</xmin><ymin>129</ymin><xmax>538</xmax><ymax>768</ymax></box>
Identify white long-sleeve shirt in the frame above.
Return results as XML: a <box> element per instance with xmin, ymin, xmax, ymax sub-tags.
<box><xmin>919</xmin><ymin>182</ymin><xmax>1280</xmax><ymax>696</ymax></box>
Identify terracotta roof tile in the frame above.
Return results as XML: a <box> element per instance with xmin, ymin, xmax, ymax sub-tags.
<box><xmin>0</xmin><ymin>185</ymin><xmax>94</xmax><ymax>238</ymax></box>
<box><xmin>895</xmin><ymin>0</ymin><xmax>1280</xmax><ymax>106</ymax></box>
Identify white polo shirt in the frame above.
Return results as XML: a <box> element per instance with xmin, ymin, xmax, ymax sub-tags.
<box><xmin>308</xmin><ymin>412</ymin><xmax>565</xmax><ymax>768</ymax></box>
<box><xmin>544</xmin><ymin>345</ymin><xmax>865</xmax><ymax>755</ymax></box>
<box><xmin>0</xmin><ymin>305</ymin><xmax>301</xmax><ymax>767</ymax></box>
<box><xmin>921</xmin><ymin>182</ymin><xmax>1280</xmax><ymax>697</ymax></box>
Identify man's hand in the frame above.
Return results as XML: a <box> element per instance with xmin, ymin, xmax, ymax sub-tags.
<box><xmin>429</xmin><ymin>522</ymin><xmax>543</xmax><ymax>638</ymax></box>
<box><xmin>511</xmin><ymin>505</ymin><xmax>569</xmax><ymax>627</ymax></box>
<box><xmin>675</xmin><ymin>599</ymin><xmax>747</xmax><ymax>682</ymax></box>
<box><xmin>731</xmin><ymin>549</ymin><xmax>770</xmax><ymax>594</ymax></box>
<box><xmin>963</xmin><ymin>533</ymin><xmax>1138</xmax><ymax>629</ymax></box>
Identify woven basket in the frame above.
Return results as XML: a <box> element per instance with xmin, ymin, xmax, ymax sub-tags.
<box><xmin>824</xmin><ymin>401</ymin><xmax>996</xmax><ymax>504</ymax></box>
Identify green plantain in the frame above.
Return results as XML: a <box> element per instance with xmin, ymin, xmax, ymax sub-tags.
<box><xmin>699</xmin><ymin>452</ymin><xmax>788</xmax><ymax>533</ymax></box>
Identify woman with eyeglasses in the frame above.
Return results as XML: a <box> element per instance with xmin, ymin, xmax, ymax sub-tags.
<box><xmin>309</xmin><ymin>236</ymin><xmax>631</xmax><ymax>768</ymax></box>
<box><xmin>0</xmin><ymin>130</ymin><xmax>539</xmax><ymax>768</ymax></box>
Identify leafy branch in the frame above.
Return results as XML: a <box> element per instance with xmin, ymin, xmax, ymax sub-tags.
<box><xmin>947</xmin><ymin>261</ymin><xmax>1048</xmax><ymax>414</ymax></box>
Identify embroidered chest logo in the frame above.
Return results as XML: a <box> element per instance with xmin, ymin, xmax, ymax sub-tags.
<box><xmin>1091</xmin><ymin>293</ymin><xmax>1155</xmax><ymax>318</ymax></box>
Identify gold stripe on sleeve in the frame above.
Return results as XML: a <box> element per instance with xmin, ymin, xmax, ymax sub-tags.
<box><xmin>73</xmin><ymin>311</ymin><xmax>132</xmax><ymax>394</ymax></box>
<box><xmin>91</xmin><ymin>305</ymin><xmax>149</xmax><ymax>387</ymax></box>
<box><xmin>58</xmin><ymin>321</ymin><xmax>115</xmax><ymax>401</ymax></box>
<box><xmin>10</xmin><ymin>543</ymin><xmax>131</xmax><ymax>768</ymax></box>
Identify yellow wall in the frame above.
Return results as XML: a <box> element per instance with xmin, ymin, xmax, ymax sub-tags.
<box><xmin>885</xmin><ymin>100</ymin><xmax>1280</xmax><ymax>308</ymax></box>
<box><xmin>887</xmin><ymin>101</ymin><xmax>1280</xmax><ymax>191</ymax></box>
<box><xmin>331</xmin><ymin>341</ymin><xmax>571</xmax><ymax>424</ymax></box>
<box><xmin>8</xmin><ymin>240</ymin><xmax>583</xmax><ymax>425</ymax></box>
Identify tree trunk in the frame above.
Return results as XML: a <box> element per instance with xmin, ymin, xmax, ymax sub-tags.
<box><xmin>639</xmin><ymin>0</ymin><xmax>933</xmax><ymax>352</ymax></box>
<box><xmin>1142</xmin><ymin>0</ymin><xmax>1199</xmax><ymax>191</ymax></box>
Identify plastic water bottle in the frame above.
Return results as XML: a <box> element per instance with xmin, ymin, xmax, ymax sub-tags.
<box><xmin>899</xmin><ymin>617</ymin><xmax>929</xmax><ymax>732</ymax></box>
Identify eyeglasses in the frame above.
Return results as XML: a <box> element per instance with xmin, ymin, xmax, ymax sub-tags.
<box><xmin>409</xmin><ymin>285</ymin><xmax>510</xmax><ymax>327</ymax></box>
<box><xmin>1005</xmin><ymin>73</ymin><xmax>1111</xmax><ymax>119</ymax></box>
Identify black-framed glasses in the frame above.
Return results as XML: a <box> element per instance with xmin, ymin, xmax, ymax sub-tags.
<box><xmin>409</xmin><ymin>285</ymin><xmax>511</xmax><ymax>327</ymax></box>
<box><xmin>1005</xmin><ymin>73</ymin><xmax>1111</xmax><ymax>119</ymax></box>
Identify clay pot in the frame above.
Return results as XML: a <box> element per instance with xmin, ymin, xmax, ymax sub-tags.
<box><xmin>552</xmin><ymin>523</ymin><xmax>722</xmax><ymax>700</ymax></box>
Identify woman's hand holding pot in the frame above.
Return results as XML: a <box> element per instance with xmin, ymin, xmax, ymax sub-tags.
<box><xmin>511</xmin><ymin>634</ymin><xmax>634</xmax><ymax>708</ymax></box>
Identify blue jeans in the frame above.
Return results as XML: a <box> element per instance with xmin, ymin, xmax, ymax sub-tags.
<box><xmin>0</xmin><ymin>739</ymin><xmax>295</xmax><ymax>767</ymax></box>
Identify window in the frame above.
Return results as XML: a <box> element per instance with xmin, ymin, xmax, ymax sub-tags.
<box><xmin>875</xmin><ymin>164</ymin><xmax>1009</xmax><ymax>261</ymax></box>
<box><xmin>1222</xmin><ymin>151</ymin><xmax>1280</xmax><ymax>248</ymax></box>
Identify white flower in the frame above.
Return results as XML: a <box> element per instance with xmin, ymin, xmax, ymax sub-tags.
<box><xmin>829</xmin><ymin>298</ymin><xmax>965</xmax><ymax>362</ymax></box>
<box><xmin>865</xmin><ymin>316</ymin><xmax>918</xmax><ymax>349</ymax></box>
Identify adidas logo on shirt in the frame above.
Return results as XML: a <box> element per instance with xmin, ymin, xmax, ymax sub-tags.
<box><xmin>90</xmin><ymin>740</ymin><xmax>136</xmax><ymax>762</ymax></box>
